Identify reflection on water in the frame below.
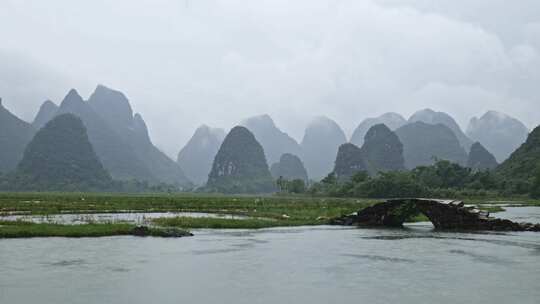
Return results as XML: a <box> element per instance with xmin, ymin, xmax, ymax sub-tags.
<box><xmin>0</xmin><ymin>207</ymin><xmax>539</xmax><ymax>304</ymax></box>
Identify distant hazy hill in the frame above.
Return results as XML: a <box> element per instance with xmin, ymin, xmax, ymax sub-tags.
<box><xmin>0</xmin><ymin>99</ymin><xmax>36</xmax><ymax>173</ymax></box>
<box><xmin>497</xmin><ymin>125</ymin><xmax>540</xmax><ymax>180</ymax></box>
<box><xmin>56</xmin><ymin>88</ymin><xmax>156</xmax><ymax>182</ymax></box>
<box><xmin>467</xmin><ymin>111</ymin><xmax>529</xmax><ymax>162</ymax></box>
<box><xmin>206</xmin><ymin>126</ymin><xmax>275</xmax><ymax>193</ymax></box>
<box><xmin>85</xmin><ymin>85</ymin><xmax>191</xmax><ymax>187</ymax></box>
<box><xmin>241</xmin><ymin>114</ymin><xmax>301</xmax><ymax>165</ymax></box>
<box><xmin>301</xmin><ymin>116</ymin><xmax>347</xmax><ymax>180</ymax></box>
<box><xmin>333</xmin><ymin>143</ymin><xmax>367</xmax><ymax>181</ymax></box>
<box><xmin>409</xmin><ymin>108</ymin><xmax>473</xmax><ymax>150</ymax></box>
<box><xmin>350</xmin><ymin>112</ymin><xmax>406</xmax><ymax>147</ymax></box>
<box><xmin>270</xmin><ymin>153</ymin><xmax>309</xmax><ymax>183</ymax></box>
<box><xmin>10</xmin><ymin>114</ymin><xmax>112</xmax><ymax>191</ymax></box>
<box><xmin>467</xmin><ymin>142</ymin><xmax>498</xmax><ymax>171</ymax></box>
<box><xmin>32</xmin><ymin>100</ymin><xmax>58</xmax><ymax>130</ymax></box>
<box><xmin>395</xmin><ymin>121</ymin><xmax>468</xmax><ymax>169</ymax></box>
<box><xmin>178</xmin><ymin>125</ymin><xmax>225</xmax><ymax>185</ymax></box>
<box><xmin>360</xmin><ymin>124</ymin><xmax>405</xmax><ymax>175</ymax></box>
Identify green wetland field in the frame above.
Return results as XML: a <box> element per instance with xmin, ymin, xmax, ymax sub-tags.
<box><xmin>1</xmin><ymin>192</ymin><xmax>539</xmax><ymax>238</ymax></box>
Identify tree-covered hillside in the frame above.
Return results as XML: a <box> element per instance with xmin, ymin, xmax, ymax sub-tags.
<box><xmin>206</xmin><ymin>126</ymin><xmax>275</xmax><ymax>193</ymax></box>
<box><xmin>7</xmin><ymin>114</ymin><xmax>113</xmax><ymax>191</ymax></box>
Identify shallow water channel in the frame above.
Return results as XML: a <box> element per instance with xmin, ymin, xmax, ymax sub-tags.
<box><xmin>0</xmin><ymin>207</ymin><xmax>539</xmax><ymax>304</ymax></box>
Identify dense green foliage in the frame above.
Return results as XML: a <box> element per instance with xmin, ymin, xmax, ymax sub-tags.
<box><xmin>206</xmin><ymin>126</ymin><xmax>276</xmax><ymax>193</ymax></box>
<box><xmin>310</xmin><ymin>160</ymin><xmax>527</xmax><ymax>198</ymax></box>
<box><xmin>395</xmin><ymin>121</ymin><xmax>468</xmax><ymax>169</ymax></box>
<box><xmin>5</xmin><ymin>114</ymin><xmax>113</xmax><ymax>191</ymax></box>
<box><xmin>276</xmin><ymin>177</ymin><xmax>307</xmax><ymax>194</ymax></box>
<box><xmin>270</xmin><ymin>153</ymin><xmax>309</xmax><ymax>183</ymax></box>
<box><xmin>531</xmin><ymin>165</ymin><xmax>540</xmax><ymax>199</ymax></box>
<box><xmin>0</xmin><ymin>101</ymin><xmax>36</xmax><ymax>172</ymax></box>
<box><xmin>497</xmin><ymin>125</ymin><xmax>540</xmax><ymax>181</ymax></box>
<box><xmin>467</xmin><ymin>142</ymin><xmax>498</xmax><ymax>171</ymax></box>
<box><xmin>360</xmin><ymin>124</ymin><xmax>405</xmax><ymax>174</ymax></box>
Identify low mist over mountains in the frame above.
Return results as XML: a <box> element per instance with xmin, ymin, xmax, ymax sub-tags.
<box><xmin>241</xmin><ymin>115</ymin><xmax>301</xmax><ymax>165</ymax></box>
<box><xmin>333</xmin><ymin>124</ymin><xmax>405</xmax><ymax>180</ymax></box>
<box><xmin>55</xmin><ymin>88</ymin><xmax>155</xmax><ymax>182</ymax></box>
<box><xmin>1</xmin><ymin>85</ymin><xmax>536</xmax><ymax>193</ymax></box>
<box><xmin>409</xmin><ymin>108</ymin><xmax>473</xmax><ymax>151</ymax></box>
<box><xmin>177</xmin><ymin>125</ymin><xmax>225</xmax><ymax>185</ymax></box>
<box><xmin>301</xmin><ymin>116</ymin><xmax>347</xmax><ymax>180</ymax></box>
<box><xmin>395</xmin><ymin>121</ymin><xmax>468</xmax><ymax>169</ymax></box>
<box><xmin>32</xmin><ymin>100</ymin><xmax>58</xmax><ymax>130</ymax></box>
<box><xmin>0</xmin><ymin>99</ymin><xmax>36</xmax><ymax>173</ymax></box>
<box><xmin>467</xmin><ymin>111</ymin><xmax>530</xmax><ymax>163</ymax></box>
<box><xmin>350</xmin><ymin>112</ymin><xmax>406</xmax><ymax>147</ymax></box>
<box><xmin>87</xmin><ymin>85</ymin><xmax>191</xmax><ymax>187</ymax></box>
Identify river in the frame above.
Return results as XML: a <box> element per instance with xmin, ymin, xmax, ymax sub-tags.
<box><xmin>1</xmin><ymin>207</ymin><xmax>539</xmax><ymax>304</ymax></box>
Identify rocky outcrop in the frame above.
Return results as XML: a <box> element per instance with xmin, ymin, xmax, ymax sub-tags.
<box><xmin>467</xmin><ymin>111</ymin><xmax>529</xmax><ymax>162</ymax></box>
<box><xmin>177</xmin><ymin>125</ymin><xmax>226</xmax><ymax>185</ymax></box>
<box><xmin>270</xmin><ymin>153</ymin><xmax>309</xmax><ymax>183</ymax></box>
<box><xmin>301</xmin><ymin>116</ymin><xmax>347</xmax><ymax>180</ymax></box>
<box><xmin>331</xmin><ymin>198</ymin><xmax>540</xmax><ymax>231</ymax></box>
<box><xmin>395</xmin><ymin>121</ymin><xmax>468</xmax><ymax>169</ymax></box>
<box><xmin>409</xmin><ymin>108</ymin><xmax>473</xmax><ymax>150</ymax></box>
<box><xmin>360</xmin><ymin>124</ymin><xmax>405</xmax><ymax>174</ymax></box>
<box><xmin>333</xmin><ymin>143</ymin><xmax>368</xmax><ymax>181</ymax></box>
<box><xmin>241</xmin><ymin>114</ymin><xmax>301</xmax><ymax>165</ymax></box>
<box><xmin>206</xmin><ymin>126</ymin><xmax>275</xmax><ymax>194</ymax></box>
<box><xmin>467</xmin><ymin>142</ymin><xmax>498</xmax><ymax>171</ymax></box>
<box><xmin>350</xmin><ymin>112</ymin><xmax>406</xmax><ymax>147</ymax></box>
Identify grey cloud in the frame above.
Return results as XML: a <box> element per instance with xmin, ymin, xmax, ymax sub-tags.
<box><xmin>0</xmin><ymin>0</ymin><xmax>538</xmax><ymax>157</ymax></box>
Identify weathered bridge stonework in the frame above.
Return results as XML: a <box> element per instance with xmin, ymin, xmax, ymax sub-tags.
<box><xmin>331</xmin><ymin>198</ymin><xmax>540</xmax><ymax>231</ymax></box>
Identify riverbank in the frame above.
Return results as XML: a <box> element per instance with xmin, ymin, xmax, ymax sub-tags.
<box><xmin>0</xmin><ymin>221</ymin><xmax>192</xmax><ymax>238</ymax></box>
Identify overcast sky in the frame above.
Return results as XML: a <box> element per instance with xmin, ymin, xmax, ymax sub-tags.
<box><xmin>1</xmin><ymin>0</ymin><xmax>539</xmax><ymax>157</ymax></box>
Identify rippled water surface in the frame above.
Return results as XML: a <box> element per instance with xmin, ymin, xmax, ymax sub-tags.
<box><xmin>1</xmin><ymin>207</ymin><xmax>539</xmax><ymax>304</ymax></box>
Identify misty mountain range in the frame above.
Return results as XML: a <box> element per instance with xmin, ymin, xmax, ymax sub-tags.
<box><xmin>0</xmin><ymin>85</ymin><xmax>533</xmax><ymax>189</ymax></box>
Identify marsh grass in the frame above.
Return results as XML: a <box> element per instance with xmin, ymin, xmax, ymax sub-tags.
<box><xmin>152</xmin><ymin>216</ymin><xmax>322</xmax><ymax>229</ymax></box>
<box><xmin>0</xmin><ymin>220</ymin><xmax>190</xmax><ymax>238</ymax></box>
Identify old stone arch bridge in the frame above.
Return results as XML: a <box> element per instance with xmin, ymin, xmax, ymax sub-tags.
<box><xmin>331</xmin><ymin>198</ymin><xmax>540</xmax><ymax>231</ymax></box>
